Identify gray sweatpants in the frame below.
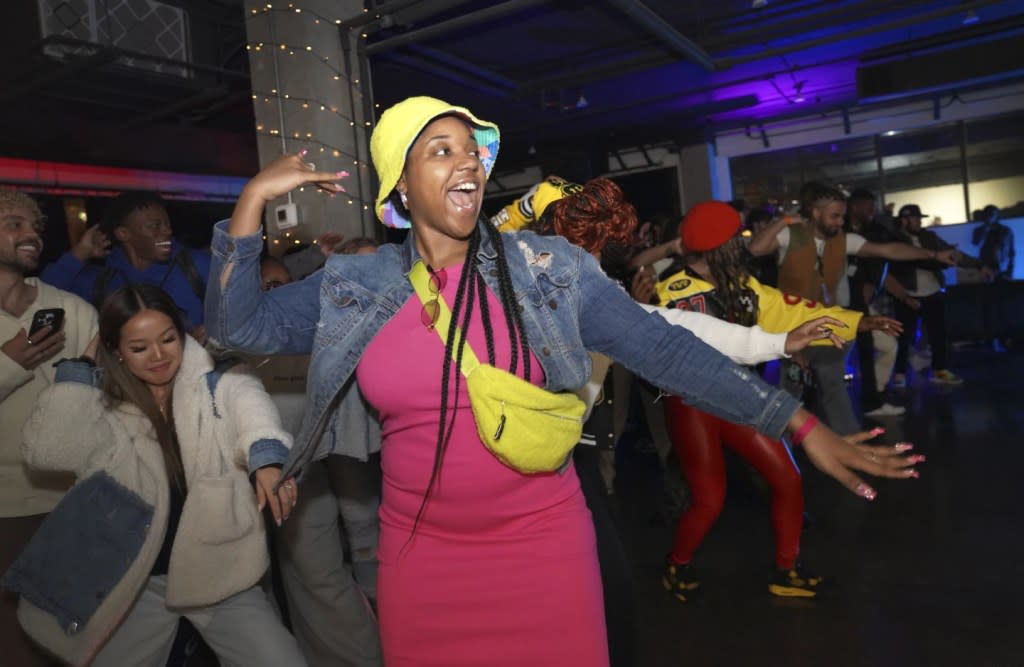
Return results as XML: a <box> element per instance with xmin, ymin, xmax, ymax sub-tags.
<box><xmin>277</xmin><ymin>460</ymin><xmax>382</xmax><ymax>667</ymax></box>
<box><xmin>92</xmin><ymin>576</ymin><xmax>305</xmax><ymax>667</ymax></box>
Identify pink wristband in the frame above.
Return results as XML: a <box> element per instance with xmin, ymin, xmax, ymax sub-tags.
<box><xmin>790</xmin><ymin>415</ymin><xmax>819</xmax><ymax>446</ymax></box>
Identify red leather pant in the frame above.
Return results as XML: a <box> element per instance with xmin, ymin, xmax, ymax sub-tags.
<box><xmin>665</xmin><ymin>397</ymin><xmax>803</xmax><ymax>569</ymax></box>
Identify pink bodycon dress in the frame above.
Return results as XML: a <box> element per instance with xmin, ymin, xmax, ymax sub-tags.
<box><xmin>356</xmin><ymin>264</ymin><xmax>607</xmax><ymax>667</ymax></box>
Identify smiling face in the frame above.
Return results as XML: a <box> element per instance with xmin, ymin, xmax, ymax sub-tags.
<box><xmin>115</xmin><ymin>204</ymin><xmax>173</xmax><ymax>266</ymax></box>
<box><xmin>397</xmin><ymin>115</ymin><xmax>484</xmax><ymax>245</ymax></box>
<box><xmin>812</xmin><ymin>200</ymin><xmax>847</xmax><ymax>239</ymax></box>
<box><xmin>0</xmin><ymin>206</ymin><xmax>44</xmax><ymax>274</ymax></box>
<box><xmin>117</xmin><ymin>308</ymin><xmax>183</xmax><ymax>392</ymax></box>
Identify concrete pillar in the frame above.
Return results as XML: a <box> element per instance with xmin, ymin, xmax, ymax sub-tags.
<box><xmin>244</xmin><ymin>1</ymin><xmax>374</xmax><ymax>253</ymax></box>
<box><xmin>676</xmin><ymin>142</ymin><xmax>730</xmax><ymax>211</ymax></box>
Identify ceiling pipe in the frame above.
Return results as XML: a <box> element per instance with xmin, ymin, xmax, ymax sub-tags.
<box><xmin>364</xmin><ymin>0</ymin><xmax>551</xmax><ymax>56</ymax></box>
<box><xmin>406</xmin><ymin>44</ymin><xmax>518</xmax><ymax>91</ymax></box>
<box><xmin>716</xmin><ymin>0</ymin><xmax>1004</xmax><ymax>68</ymax></box>
<box><xmin>604</xmin><ymin>0</ymin><xmax>715</xmax><ymax>71</ymax></box>
<box><xmin>378</xmin><ymin>53</ymin><xmax>514</xmax><ymax>99</ymax></box>
<box><xmin>704</xmin><ymin>0</ymin><xmax>897</xmax><ymax>52</ymax></box>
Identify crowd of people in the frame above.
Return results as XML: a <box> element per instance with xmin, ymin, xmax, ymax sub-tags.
<box><xmin>7</xmin><ymin>93</ymin><xmax>1017</xmax><ymax>666</ymax></box>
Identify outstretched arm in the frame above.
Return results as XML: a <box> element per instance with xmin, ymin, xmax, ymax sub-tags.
<box><xmin>205</xmin><ymin>152</ymin><xmax>348</xmax><ymax>354</ymax></box>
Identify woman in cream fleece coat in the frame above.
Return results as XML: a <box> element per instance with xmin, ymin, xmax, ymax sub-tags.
<box><xmin>3</xmin><ymin>285</ymin><xmax>306</xmax><ymax>667</ymax></box>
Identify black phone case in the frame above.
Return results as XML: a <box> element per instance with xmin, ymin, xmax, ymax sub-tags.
<box><xmin>29</xmin><ymin>308</ymin><xmax>65</xmax><ymax>338</ymax></box>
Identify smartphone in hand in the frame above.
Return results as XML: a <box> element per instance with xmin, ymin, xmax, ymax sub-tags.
<box><xmin>28</xmin><ymin>308</ymin><xmax>65</xmax><ymax>341</ymax></box>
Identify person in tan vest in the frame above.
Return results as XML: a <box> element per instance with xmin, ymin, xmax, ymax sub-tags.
<box><xmin>747</xmin><ymin>184</ymin><xmax>957</xmax><ymax>434</ymax></box>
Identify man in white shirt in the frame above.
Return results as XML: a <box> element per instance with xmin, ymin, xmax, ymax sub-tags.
<box><xmin>0</xmin><ymin>191</ymin><xmax>97</xmax><ymax>665</ymax></box>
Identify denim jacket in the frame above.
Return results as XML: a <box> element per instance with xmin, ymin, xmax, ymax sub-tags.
<box><xmin>206</xmin><ymin>221</ymin><xmax>800</xmax><ymax>478</ymax></box>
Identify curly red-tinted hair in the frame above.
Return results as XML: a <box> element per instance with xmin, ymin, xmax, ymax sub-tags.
<box><xmin>547</xmin><ymin>177</ymin><xmax>637</xmax><ymax>254</ymax></box>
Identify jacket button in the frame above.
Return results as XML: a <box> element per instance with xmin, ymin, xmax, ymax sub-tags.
<box><xmin>542</xmin><ymin>347</ymin><xmax>551</xmax><ymax>356</ymax></box>
<box><xmin>66</xmin><ymin>621</ymin><xmax>79</xmax><ymax>635</ymax></box>
<box><xmin>489</xmin><ymin>269</ymin><xmax>499</xmax><ymax>277</ymax></box>
<box><xmin>548</xmin><ymin>299</ymin><xmax>558</xmax><ymax>310</ymax></box>
<box><xmin>225</xmin><ymin>241</ymin><xmax>235</xmax><ymax>253</ymax></box>
<box><xmin>518</xmin><ymin>304</ymin><xmax>525</xmax><ymax>312</ymax></box>
<box><xmin>338</xmin><ymin>296</ymin><xmax>352</xmax><ymax>306</ymax></box>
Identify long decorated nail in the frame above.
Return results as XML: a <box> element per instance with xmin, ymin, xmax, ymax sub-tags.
<box><xmin>299</xmin><ymin>148</ymin><xmax>308</xmax><ymax>157</ymax></box>
<box><xmin>907</xmin><ymin>470</ymin><xmax>920</xmax><ymax>479</ymax></box>
<box><xmin>871</xmin><ymin>427</ymin><xmax>886</xmax><ymax>435</ymax></box>
<box><xmin>910</xmin><ymin>455</ymin><xmax>927</xmax><ymax>463</ymax></box>
<box><xmin>894</xmin><ymin>443</ymin><xmax>914</xmax><ymax>452</ymax></box>
<box><xmin>857</xmin><ymin>484</ymin><xmax>877</xmax><ymax>500</ymax></box>
<box><xmin>336</xmin><ymin>170</ymin><xmax>349</xmax><ymax>178</ymax></box>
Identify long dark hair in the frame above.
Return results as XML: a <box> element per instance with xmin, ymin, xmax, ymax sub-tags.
<box><xmin>695</xmin><ymin>237</ymin><xmax>758</xmax><ymax>327</ymax></box>
<box><xmin>96</xmin><ymin>285</ymin><xmax>186</xmax><ymax>491</ymax></box>
<box><xmin>394</xmin><ymin>199</ymin><xmax>530</xmax><ymax>542</ymax></box>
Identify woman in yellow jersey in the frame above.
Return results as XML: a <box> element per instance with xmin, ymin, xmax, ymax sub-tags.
<box><xmin>655</xmin><ymin>201</ymin><xmax>906</xmax><ymax>600</ymax></box>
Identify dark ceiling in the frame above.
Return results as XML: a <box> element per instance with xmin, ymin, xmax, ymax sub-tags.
<box><xmin>1</xmin><ymin>0</ymin><xmax>1022</xmax><ymax>178</ymax></box>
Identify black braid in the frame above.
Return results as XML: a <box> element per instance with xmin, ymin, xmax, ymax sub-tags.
<box><xmin>403</xmin><ymin>226</ymin><xmax>482</xmax><ymax>551</ymax></box>
<box><xmin>476</xmin><ymin>268</ymin><xmax>496</xmax><ymax>365</ymax></box>
<box><xmin>481</xmin><ymin>219</ymin><xmax>531</xmax><ymax>382</ymax></box>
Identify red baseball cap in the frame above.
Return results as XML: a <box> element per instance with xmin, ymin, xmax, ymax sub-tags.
<box><xmin>680</xmin><ymin>201</ymin><xmax>742</xmax><ymax>252</ymax></box>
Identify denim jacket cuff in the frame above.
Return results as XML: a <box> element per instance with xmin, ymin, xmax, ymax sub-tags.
<box><xmin>211</xmin><ymin>220</ymin><xmax>264</xmax><ymax>261</ymax></box>
<box><xmin>757</xmin><ymin>390</ymin><xmax>802</xmax><ymax>440</ymax></box>
<box><xmin>54</xmin><ymin>359</ymin><xmax>102</xmax><ymax>387</ymax></box>
<box><xmin>248</xmin><ymin>438</ymin><xmax>290</xmax><ymax>474</ymax></box>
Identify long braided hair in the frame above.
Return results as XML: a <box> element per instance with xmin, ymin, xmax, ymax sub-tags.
<box><xmin>390</xmin><ymin>192</ymin><xmax>530</xmax><ymax>541</ymax></box>
<box><xmin>696</xmin><ymin>236</ymin><xmax>758</xmax><ymax>327</ymax></box>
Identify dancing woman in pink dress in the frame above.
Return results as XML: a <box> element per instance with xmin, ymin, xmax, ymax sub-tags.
<box><xmin>205</xmin><ymin>96</ymin><xmax>920</xmax><ymax>666</ymax></box>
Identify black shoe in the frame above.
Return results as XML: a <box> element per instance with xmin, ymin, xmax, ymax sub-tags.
<box><xmin>662</xmin><ymin>561</ymin><xmax>700</xmax><ymax>602</ymax></box>
<box><xmin>769</xmin><ymin>563</ymin><xmax>825</xmax><ymax>598</ymax></box>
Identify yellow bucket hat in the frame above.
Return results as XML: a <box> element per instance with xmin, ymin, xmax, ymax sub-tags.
<box><xmin>371</xmin><ymin>96</ymin><xmax>500</xmax><ymax>229</ymax></box>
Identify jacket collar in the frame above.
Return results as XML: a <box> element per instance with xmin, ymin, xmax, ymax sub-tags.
<box><xmin>398</xmin><ymin>221</ymin><xmax>500</xmax><ymax>275</ymax></box>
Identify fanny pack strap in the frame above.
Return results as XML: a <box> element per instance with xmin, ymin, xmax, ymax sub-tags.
<box><xmin>408</xmin><ymin>260</ymin><xmax>481</xmax><ymax>377</ymax></box>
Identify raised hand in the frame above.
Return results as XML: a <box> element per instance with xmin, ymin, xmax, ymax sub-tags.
<box><xmin>785</xmin><ymin>316</ymin><xmax>847</xmax><ymax>353</ymax></box>
<box><xmin>71</xmin><ymin>226</ymin><xmax>112</xmax><ymax>263</ymax></box>
<box><xmin>242</xmin><ymin>150</ymin><xmax>348</xmax><ymax>204</ymax></box>
<box><xmin>230</xmin><ymin>151</ymin><xmax>349</xmax><ymax>238</ymax></box>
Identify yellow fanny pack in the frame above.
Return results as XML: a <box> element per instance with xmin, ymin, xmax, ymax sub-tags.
<box><xmin>409</xmin><ymin>261</ymin><xmax>585</xmax><ymax>474</ymax></box>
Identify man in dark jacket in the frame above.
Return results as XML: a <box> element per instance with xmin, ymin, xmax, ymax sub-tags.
<box><xmin>890</xmin><ymin>204</ymin><xmax>983</xmax><ymax>384</ymax></box>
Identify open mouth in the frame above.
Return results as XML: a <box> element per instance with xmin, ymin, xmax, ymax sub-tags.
<box><xmin>447</xmin><ymin>181</ymin><xmax>480</xmax><ymax>212</ymax></box>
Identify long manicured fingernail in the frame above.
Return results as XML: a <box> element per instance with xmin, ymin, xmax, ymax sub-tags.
<box><xmin>857</xmin><ymin>484</ymin><xmax>877</xmax><ymax>501</ymax></box>
<box><xmin>910</xmin><ymin>455</ymin><xmax>927</xmax><ymax>463</ymax></box>
<box><xmin>907</xmin><ymin>470</ymin><xmax>920</xmax><ymax>479</ymax></box>
<box><xmin>894</xmin><ymin>443</ymin><xmax>914</xmax><ymax>452</ymax></box>
<box><xmin>336</xmin><ymin>170</ymin><xmax>349</xmax><ymax>178</ymax></box>
<box><xmin>276</xmin><ymin>518</ymin><xmax>282</xmax><ymax>527</ymax></box>
<box><xmin>871</xmin><ymin>427</ymin><xmax>885</xmax><ymax>435</ymax></box>
<box><xmin>299</xmin><ymin>148</ymin><xmax>308</xmax><ymax>157</ymax></box>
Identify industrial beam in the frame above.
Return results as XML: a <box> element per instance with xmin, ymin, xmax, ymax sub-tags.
<box><xmin>364</xmin><ymin>0</ymin><xmax>551</xmax><ymax>56</ymax></box>
<box><xmin>604</xmin><ymin>0</ymin><xmax>714</xmax><ymax>72</ymax></box>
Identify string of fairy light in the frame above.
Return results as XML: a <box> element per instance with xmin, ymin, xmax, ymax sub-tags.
<box><xmin>245</xmin><ymin>1</ymin><xmax>383</xmax><ymax>215</ymax></box>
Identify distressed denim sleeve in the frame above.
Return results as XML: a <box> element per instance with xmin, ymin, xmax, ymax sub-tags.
<box><xmin>205</xmin><ymin>220</ymin><xmax>323</xmax><ymax>355</ymax></box>
<box><xmin>577</xmin><ymin>253</ymin><xmax>800</xmax><ymax>440</ymax></box>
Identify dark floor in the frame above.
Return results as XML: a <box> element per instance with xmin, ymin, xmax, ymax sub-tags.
<box><xmin>615</xmin><ymin>347</ymin><xmax>1024</xmax><ymax>667</ymax></box>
